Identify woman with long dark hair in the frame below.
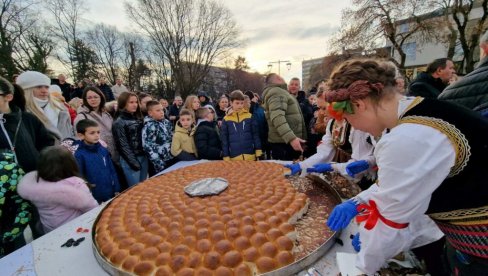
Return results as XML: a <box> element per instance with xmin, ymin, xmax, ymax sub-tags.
<box><xmin>112</xmin><ymin>92</ymin><xmax>148</xmax><ymax>187</ymax></box>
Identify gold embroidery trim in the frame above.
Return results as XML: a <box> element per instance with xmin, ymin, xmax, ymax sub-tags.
<box><xmin>429</xmin><ymin>205</ymin><xmax>488</xmax><ymax>225</ymax></box>
<box><xmin>399</xmin><ymin>97</ymin><xmax>424</xmax><ymax>118</ymax></box>
<box><xmin>398</xmin><ymin>116</ymin><xmax>471</xmax><ymax>177</ymax></box>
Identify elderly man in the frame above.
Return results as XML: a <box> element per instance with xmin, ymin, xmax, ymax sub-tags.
<box><xmin>57</xmin><ymin>74</ymin><xmax>72</xmax><ymax>101</ymax></box>
<box><xmin>439</xmin><ymin>30</ymin><xmax>488</xmax><ymax>115</ymax></box>
<box><xmin>168</xmin><ymin>96</ymin><xmax>183</xmax><ymax>125</ymax></box>
<box><xmin>111</xmin><ymin>77</ymin><xmax>128</xmax><ymax>99</ymax></box>
<box><xmin>408</xmin><ymin>58</ymin><xmax>456</xmax><ymax>98</ymax></box>
<box><xmin>262</xmin><ymin>73</ymin><xmax>307</xmax><ymax>161</ymax></box>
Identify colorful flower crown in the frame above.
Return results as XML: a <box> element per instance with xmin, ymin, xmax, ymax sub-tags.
<box><xmin>326</xmin><ymin>100</ymin><xmax>354</xmax><ymax>121</ymax></box>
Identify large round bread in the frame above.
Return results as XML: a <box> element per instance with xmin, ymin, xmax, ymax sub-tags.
<box><xmin>95</xmin><ymin>161</ymin><xmax>309</xmax><ymax>275</ymax></box>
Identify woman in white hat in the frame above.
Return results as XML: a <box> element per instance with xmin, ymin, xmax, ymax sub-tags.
<box><xmin>16</xmin><ymin>71</ymin><xmax>74</xmax><ymax>140</ymax></box>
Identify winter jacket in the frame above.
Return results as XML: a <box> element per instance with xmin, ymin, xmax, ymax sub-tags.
<box><xmin>75</xmin><ymin>142</ymin><xmax>120</xmax><ymax>202</ymax></box>
<box><xmin>250</xmin><ymin>103</ymin><xmax>268</xmax><ymax>148</ymax></box>
<box><xmin>112</xmin><ymin>111</ymin><xmax>145</xmax><ymax>170</ymax></box>
<box><xmin>171</xmin><ymin>122</ymin><xmax>197</xmax><ymax>157</ymax></box>
<box><xmin>17</xmin><ymin>172</ymin><xmax>98</xmax><ymax>233</ymax></box>
<box><xmin>168</xmin><ymin>104</ymin><xmax>182</xmax><ymax>123</ymax></box>
<box><xmin>216</xmin><ymin>107</ymin><xmax>227</xmax><ymax>123</ymax></box>
<box><xmin>142</xmin><ymin>116</ymin><xmax>173</xmax><ymax>172</ymax></box>
<box><xmin>58</xmin><ymin>82</ymin><xmax>72</xmax><ymax>101</ymax></box>
<box><xmin>71</xmin><ymin>87</ymin><xmax>84</xmax><ymax>100</ymax></box>
<box><xmin>221</xmin><ymin>110</ymin><xmax>262</xmax><ymax>160</ymax></box>
<box><xmin>74</xmin><ymin>105</ymin><xmax>118</xmax><ymax>163</ymax></box>
<box><xmin>0</xmin><ymin>106</ymin><xmax>55</xmax><ymax>173</ymax></box>
<box><xmin>408</xmin><ymin>72</ymin><xmax>447</xmax><ymax>98</ymax></box>
<box><xmin>194</xmin><ymin>120</ymin><xmax>222</xmax><ymax>160</ymax></box>
<box><xmin>438</xmin><ymin>57</ymin><xmax>488</xmax><ymax>111</ymax></box>
<box><xmin>262</xmin><ymin>84</ymin><xmax>307</xmax><ymax>143</ymax></box>
<box><xmin>0</xmin><ymin>152</ymin><xmax>31</xmax><ymax>257</ymax></box>
<box><xmin>97</xmin><ymin>84</ymin><xmax>115</xmax><ymax>101</ymax></box>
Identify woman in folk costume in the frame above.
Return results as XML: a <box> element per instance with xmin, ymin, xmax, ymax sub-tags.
<box><xmin>285</xmin><ymin>89</ymin><xmax>376</xmax><ymax>195</ymax></box>
<box><xmin>325</xmin><ymin>59</ymin><xmax>488</xmax><ymax>275</ymax></box>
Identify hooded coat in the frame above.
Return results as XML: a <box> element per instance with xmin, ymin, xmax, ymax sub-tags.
<box><xmin>142</xmin><ymin>116</ymin><xmax>173</xmax><ymax>172</ymax></box>
<box><xmin>74</xmin><ymin>141</ymin><xmax>120</xmax><ymax>202</ymax></box>
<box><xmin>171</xmin><ymin>122</ymin><xmax>197</xmax><ymax>157</ymax></box>
<box><xmin>17</xmin><ymin>172</ymin><xmax>98</xmax><ymax>233</ymax></box>
<box><xmin>221</xmin><ymin>109</ymin><xmax>262</xmax><ymax>160</ymax></box>
<box><xmin>408</xmin><ymin>72</ymin><xmax>447</xmax><ymax>99</ymax></box>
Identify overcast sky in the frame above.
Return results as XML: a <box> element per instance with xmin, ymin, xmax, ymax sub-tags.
<box><xmin>83</xmin><ymin>0</ymin><xmax>351</xmax><ymax>81</ymax></box>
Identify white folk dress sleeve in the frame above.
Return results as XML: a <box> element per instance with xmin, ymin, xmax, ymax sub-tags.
<box><xmin>355</xmin><ymin>123</ymin><xmax>454</xmax><ymax>274</ymax></box>
<box><xmin>299</xmin><ymin>119</ymin><xmax>336</xmax><ymax>170</ymax></box>
<box><xmin>332</xmin><ymin>128</ymin><xmax>375</xmax><ymax>178</ymax></box>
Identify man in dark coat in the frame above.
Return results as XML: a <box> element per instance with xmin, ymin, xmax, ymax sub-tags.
<box><xmin>438</xmin><ymin>30</ymin><xmax>488</xmax><ymax>115</ymax></box>
<box><xmin>408</xmin><ymin>58</ymin><xmax>456</xmax><ymax>98</ymax></box>
<box><xmin>57</xmin><ymin>74</ymin><xmax>72</xmax><ymax>101</ymax></box>
<box><xmin>97</xmin><ymin>78</ymin><xmax>115</xmax><ymax>101</ymax></box>
<box><xmin>168</xmin><ymin>96</ymin><xmax>183</xmax><ymax>126</ymax></box>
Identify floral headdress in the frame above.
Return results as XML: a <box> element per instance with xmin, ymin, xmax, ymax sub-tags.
<box><xmin>325</xmin><ymin>80</ymin><xmax>384</xmax><ymax>120</ymax></box>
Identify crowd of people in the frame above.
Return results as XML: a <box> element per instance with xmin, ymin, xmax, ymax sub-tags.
<box><xmin>1</xmin><ymin>31</ymin><xmax>488</xmax><ymax>275</ymax></box>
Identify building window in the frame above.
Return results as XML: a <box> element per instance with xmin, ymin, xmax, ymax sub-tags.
<box><xmin>402</xmin><ymin>42</ymin><xmax>416</xmax><ymax>61</ymax></box>
<box><xmin>398</xmin><ymin>23</ymin><xmax>409</xmax><ymax>34</ymax></box>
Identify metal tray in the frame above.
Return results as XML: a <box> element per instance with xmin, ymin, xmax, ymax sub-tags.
<box><xmin>92</xmin><ymin>174</ymin><xmax>342</xmax><ymax>276</ymax></box>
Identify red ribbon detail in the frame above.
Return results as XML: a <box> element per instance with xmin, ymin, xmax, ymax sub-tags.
<box><xmin>355</xmin><ymin>200</ymin><xmax>409</xmax><ymax>230</ymax></box>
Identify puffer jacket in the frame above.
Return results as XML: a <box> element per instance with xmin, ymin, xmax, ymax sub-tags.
<box><xmin>438</xmin><ymin>58</ymin><xmax>488</xmax><ymax>111</ymax></box>
<box><xmin>194</xmin><ymin>120</ymin><xmax>222</xmax><ymax>160</ymax></box>
<box><xmin>171</xmin><ymin>122</ymin><xmax>197</xmax><ymax>157</ymax></box>
<box><xmin>142</xmin><ymin>116</ymin><xmax>173</xmax><ymax>172</ymax></box>
<box><xmin>221</xmin><ymin>110</ymin><xmax>261</xmax><ymax>160</ymax></box>
<box><xmin>262</xmin><ymin>84</ymin><xmax>307</xmax><ymax>143</ymax></box>
<box><xmin>112</xmin><ymin>111</ymin><xmax>144</xmax><ymax>170</ymax></box>
<box><xmin>75</xmin><ymin>141</ymin><xmax>120</xmax><ymax>203</ymax></box>
<box><xmin>74</xmin><ymin>105</ymin><xmax>118</xmax><ymax>163</ymax></box>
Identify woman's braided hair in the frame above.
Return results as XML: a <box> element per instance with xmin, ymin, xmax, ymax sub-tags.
<box><xmin>326</xmin><ymin>59</ymin><xmax>398</xmax><ymax>104</ymax></box>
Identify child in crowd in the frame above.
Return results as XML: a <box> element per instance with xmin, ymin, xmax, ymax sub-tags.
<box><xmin>74</xmin><ymin>119</ymin><xmax>120</xmax><ymax>202</ymax></box>
<box><xmin>17</xmin><ymin>146</ymin><xmax>98</xmax><ymax>233</ymax></box>
<box><xmin>221</xmin><ymin>90</ymin><xmax>262</xmax><ymax>161</ymax></box>
<box><xmin>142</xmin><ymin>101</ymin><xmax>173</xmax><ymax>174</ymax></box>
<box><xmin>194</xmin><ymin>107</ymin><xmax>222</xmax><ymax>160</ymax></box>
<box><xmin>171</xmin><ymin>109</ymin><xmax>197</xmax><ymax>161</ymax></box>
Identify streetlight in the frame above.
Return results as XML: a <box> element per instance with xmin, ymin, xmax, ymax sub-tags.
<box><xmin>268</xmin><ymin>60</ymin><xmax>292</xmax><ymax>75</ymax></box>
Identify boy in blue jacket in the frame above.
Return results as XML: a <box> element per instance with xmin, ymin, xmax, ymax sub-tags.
<box><xmin>221</xmin><ymin>90</ymin><xmax>262</xmax><ymax>161</ymax></box>
<box><xmin>75</xmin><ymin>119</ymin><xmax>120</xmax><ymax>202</ymax></box>
<box><xmin>142</xmin><ymin>101</ymin><xmax>173</xmax><ymax>173</ymax></box>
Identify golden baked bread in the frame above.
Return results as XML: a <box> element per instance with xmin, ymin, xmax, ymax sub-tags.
<box><xmin>95</xmin><ymin>161</ymin><xmax>309</xmax><ymax>275</ymax></box>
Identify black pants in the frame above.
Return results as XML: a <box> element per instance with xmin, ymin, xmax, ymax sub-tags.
<box><xmin>269</xmin><ymin>143</ymin><xmax>301</xmax><ymax>161</ymax></box>
<box><xmin>412</xmin><ymin>237</ymin><xmax>448</xmax><ymax>276</ymax></box>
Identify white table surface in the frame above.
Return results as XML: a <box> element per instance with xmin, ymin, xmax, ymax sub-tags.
<box><xmin>0</xmin><ymin>160</ymin><xmax>357</xmax><ymax>276</ymax></box>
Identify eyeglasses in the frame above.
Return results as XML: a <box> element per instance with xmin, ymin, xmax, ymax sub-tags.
<box><xmin>86</xmin><ymin>96</ymin><xmax>100</xmax><ymax>100</ymax></box>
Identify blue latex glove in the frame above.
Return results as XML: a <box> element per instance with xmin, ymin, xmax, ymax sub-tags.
<box><xmin>284</xmin><ymin>163</ymin><xmax>301</xmax><ymax>175</ymax></box>
<box><xmin>352</xmin><ymin>233</ymin><xmax>361</xmax><ymax>252</ymax></box>
<box><xmin>326</xmin><ymin>200</ymin><xmax>359</xmax><ymax>231</ymax></box>
<box><xmin>306</xmin><ymin>163</ymin><xmax>333</xmax><ymax>173</ymax></box>
<box><xmin>345</xmin><ymin>160</ymin><xmax>370</xmax><ymax>177</ymax></box>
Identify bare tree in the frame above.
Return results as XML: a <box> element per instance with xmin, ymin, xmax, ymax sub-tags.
<box><xmin>125</xmin><ymin>0</ymin><xmax>241</xmax><ymax>98</ymax></box>
<box><xmin>331</xmin><ymin>0</ymin><xmax>442</xmax><ymax>69</ymax></box>
<box><xmin>437</xmin><ymin>0</ymin><xmax>488</xmax><ymax>73</ymax></box>
<box><xmin>87</xmin><ymin>23</ymin><xmax>124</xmax><ymax>83</ymax></box>
<box><xmin>13</xmin><ymin>23</ymin><xmax>55</xmax><ymax>73</ymax></box>
<box><xmin>119</xmin><ymin>33</ymin><xmax>146</xmax><ymax>90</ymax></box>
<box><xmin>46</xmin><ymin>0</ymin><xmax>97</xmax><ymax>80</ymax></box>
<box><xmin>0</xmin><ymin>0</ymin><xmax>37</xmax><ymax>78</ymax></box>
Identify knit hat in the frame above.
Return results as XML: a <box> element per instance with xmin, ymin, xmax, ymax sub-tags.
<box><xmin>16</xmin><ymin>71</ymin><xmax>51</xmax><ymax>90</ymax></box>
<box><xmin>49</xmin><ymin>84</ymin><xmax>62</xmax><ymax>94</ymax></box>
